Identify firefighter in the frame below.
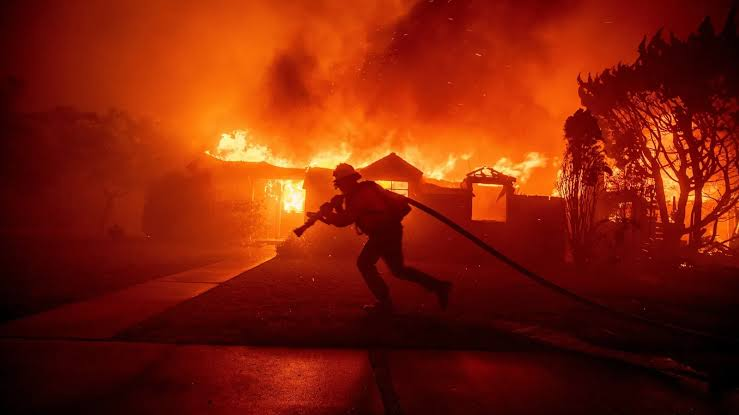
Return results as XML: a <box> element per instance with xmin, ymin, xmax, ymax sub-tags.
<box><xmin>320</xmin><ymin>163</ymin><xmax>452</xmax><ymax>314</ymax></box>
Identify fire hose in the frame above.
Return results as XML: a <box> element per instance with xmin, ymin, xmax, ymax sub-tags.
<box><xmin>294</xmin><ymin>195</ymin><xmax>738</xmax><ymax>345</ymax></box>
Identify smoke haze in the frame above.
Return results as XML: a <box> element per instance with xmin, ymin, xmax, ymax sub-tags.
<box><xmin>1</xmin><ymin>0</ymin><xmax>734</xmax><ymax>192</ymax></box>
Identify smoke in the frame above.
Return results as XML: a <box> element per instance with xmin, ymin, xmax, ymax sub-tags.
<box><xmin>357</xmin><ymin>0</ymin><xmax>578</xmax><ymax>124</ymax></box>
<box><xmin>1</xmin><ymin>0</ymin><xmax>734</xmax><ymax>193</ymax></box>
<box><xmin>266</xmin><ymin>42</ymin><xmax>320</xmax><ymax>115</ymax></box>
<box><xmin>249</xmin><ymin>1</ymin><xmax>583</xmax><ymax>166</ymax></box>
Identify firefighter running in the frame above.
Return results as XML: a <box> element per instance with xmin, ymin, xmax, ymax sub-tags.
<box><xmin>318</xmin><ymin>163</ymin><xmax>452</xmax><ymax>314</ymax></box>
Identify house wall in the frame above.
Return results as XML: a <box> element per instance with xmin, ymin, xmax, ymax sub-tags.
<box><xmin>297</xmin><ymin>162</ymin><xmax>566</xmax><ymax>265</ymax></box>
<box><xmin>406</xmin><ymin>192</ymin><xmax>566</xmax><ymax>265</ymax></box>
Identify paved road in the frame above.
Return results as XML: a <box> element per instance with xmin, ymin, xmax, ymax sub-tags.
<box><xmin>1</xmin><ymin>251</ymin><xmax>736</xmax><ymax>414</ymax></box>
<box><xmin>1</xmin><ymin>338</ymin><xmax>735</xmax><ymax>414</ymax></box>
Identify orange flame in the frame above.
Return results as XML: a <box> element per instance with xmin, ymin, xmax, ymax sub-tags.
<box><xmin>206</xmin><ymin>130</ymin><xmax>548</xmax><ymax>189</ymax></box>
<box><xmin>265</xmin><ymin>179</ymin><xmax>305</xmax><ymax>213</ymax></box>
<box><xmin>308</xmin><ymin>142</ymin><xmax>353</xmax><ymax>168</ymax></box>
<box><xmin>280</xmin><ymin>180</ymin><xmax>305</xmax><ymax>213</ymax></box>
<box><xmin>206</xmin><ymin>130</ymin><xmax>291</xmax><ymax>167</ymax></box>
<box><xmin>492</xmin><ymin>152</ymin><xmax>547</xmax><ymax>184</ymax></box>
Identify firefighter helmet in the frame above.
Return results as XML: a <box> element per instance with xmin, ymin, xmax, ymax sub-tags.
<box><xmin>332</xmin><ymin>163</ymin><xmax>361</xmax><ymax>183</ymax></box>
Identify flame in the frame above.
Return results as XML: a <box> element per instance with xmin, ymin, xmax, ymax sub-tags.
<box><xmin>399</xmin><ymin>148</ymin><xmax>468</xmax><ymax>180</ymax></box>
<box><xmin>280</xmin><ymin>180</ymin><xmax>306</xmax><ymax>213</ymax></box>
<box><xmin>206</xmin><ymin>130</ymin><xmax>547</xmax><ymax>189</ymax></box>
<box><xmin>206</xmin><ymin>130</ymin><xmax>291</xmax><ymax>167</ymax></box>
<box><xmin>308</xmin><ymin>142</ymin><xmax>352</xmax><ymax>168</ymax></box>
<box><xmin>265</xmin><ymin>179</ymin><xmax>305</xmax><ymax>213</ymax></box>
<box><xmin>492</xmin><ymin>152</ymin><xmax>547</xmax><ymax>184</ymax></box>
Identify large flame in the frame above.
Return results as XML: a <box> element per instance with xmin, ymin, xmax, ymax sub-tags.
<box><xmin>492</xmin><ymin>152</ymin><xmax>547</xmax><ymax>184</ymax></box>
<box><xmin>207</xmin><ymin>129</ymin><xmax>548</xmax><ymax>211</ymax></box>
<box><xmin>206</xmin><ymin>130</ymin><xmax>292</xmax><ymax>167</ymax></box>
<box><xmin>206</xmin><ymin>129</ymin><xmax>489</xmax><ymax>180</ymax></box>
<box><xmin>308</xmin><ymin>142</ymin><xmax>353</xmax><ymax>168</ymax></box>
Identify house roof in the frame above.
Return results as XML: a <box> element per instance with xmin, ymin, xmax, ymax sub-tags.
<box><xmin>197</xmin><ymin>154</ymin><xmax>306</xmax><ymax>180</ymax></box>
<box><xmin>359</xmin><ymin>152</ymin><xmax>423</xmax><ymax>181</ymax></box>
<box><xmin>462</xmin><ymin>166</ymin><xmax>516</xmax><ymax>186</ymax></box>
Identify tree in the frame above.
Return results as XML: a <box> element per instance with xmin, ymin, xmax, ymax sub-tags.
<box><xmin>142</xmin><ymin>169</ymin><xmax>215</xmax><ymax>241</ymax></box>
<box><xmin>557</xmin><ymin>109</ymin><xmax>610</xmax><ymax>266</ymax></box>
<box><xmin>578</xmin><ymin>10</ymin><xmax>739</xmax><ymax>251</ymax></box>
<box><xmin>0</xmin><ymin>99</ymin><xmax>179</xmax><ymax>236</ymax></box>
<box><xmin>47</xmin><ymin>108</ymin><xmax>173</xmax><ymax>235</ymax></box>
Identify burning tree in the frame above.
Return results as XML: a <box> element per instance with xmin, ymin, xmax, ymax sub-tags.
<box><xmin>578</xmin><ymin>10</ymin><xmax>739</xmax><ymax>251</ymax></box>
<box><xmin>557</xmin><ymin>109</ymin><xmax>610</xmax><ymax>266</ymax></box>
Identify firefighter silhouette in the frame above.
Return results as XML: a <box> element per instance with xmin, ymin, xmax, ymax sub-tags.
<box><xmin>320</xmin><ymin>163</ymin><xmax>452</xmax><ymax>314</ymax></box>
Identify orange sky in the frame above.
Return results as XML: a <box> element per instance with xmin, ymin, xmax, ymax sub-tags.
<box><xmin>1</xmin><ymin>0</ymin><xmax>734</xmax><ymax>193</ymax></box>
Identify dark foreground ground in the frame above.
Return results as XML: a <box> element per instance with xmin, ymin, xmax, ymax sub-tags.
<box><xmin>120</xmin><ymin>256</ymin><xmax>739</xmax><ymax>368</ymax></box>
<box><xmin>0</xmin><ymin>238</ymin><xmax>233</xmax><ymax>322</ymax></box>
<box><xmin>1</xmin><ymin>249</ymin><xmax>738</xmax><ymax>414</ymax></box>
<box><xmin>4</xmin><ymin>339</ymin><xmax>736</xmax><ymax>415</ymax></box>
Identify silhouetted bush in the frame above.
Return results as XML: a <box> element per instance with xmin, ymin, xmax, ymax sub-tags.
<box><xmin>0</xmin><ymin>84</ymin><xmax>182</xmax><ymax>237</ymax></box>
<box><xmin>276</xmin><ymin>234</ymin><xmax>308</xmax><ymax>257</ymax></box>
<box><xmin>142</xmin><ymin>169</ymin><xmax>261</xmax><ymax>245</ymax></box>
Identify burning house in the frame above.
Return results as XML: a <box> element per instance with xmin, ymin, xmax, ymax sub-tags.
<box><xmin>196</xmin><ymin>155</ymin><xmax>307</xmax><ymax>242</ymax></box>
<box><xmin>202</xmin><ymin>150</ymin><xmax>565</xmax><ymax>263</ymax></box>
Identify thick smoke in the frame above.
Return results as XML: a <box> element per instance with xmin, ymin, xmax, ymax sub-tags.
<box><xmin>249</xmin><ymin>0</ymin><xmax>586</xmax><ymax>181</ymax></box>
<box><xmin>357</xmin><ymin>0</ymin><xmax>579</xmax><ymax>126</ymax></box>
<box><xmin>1</xmin><ymin>0</ymin><xmax>734</xmax><ymax>193</ymax></box>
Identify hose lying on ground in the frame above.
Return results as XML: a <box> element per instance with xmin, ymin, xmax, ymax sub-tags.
<box><xmin>403</xmin><ymin>196</ymin><xmax>737</xmax><ymax>346</ymax></box>
<box><xmin>293</xmin><ymin>194</ymin><xmax>737</xmax><ymax>345</ymax></box>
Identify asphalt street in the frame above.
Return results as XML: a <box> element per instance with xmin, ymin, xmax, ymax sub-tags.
<box><xmin>0</xmin><ymin>252</ymin><xmax>737</xmax><ymax>414</ymax></box>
